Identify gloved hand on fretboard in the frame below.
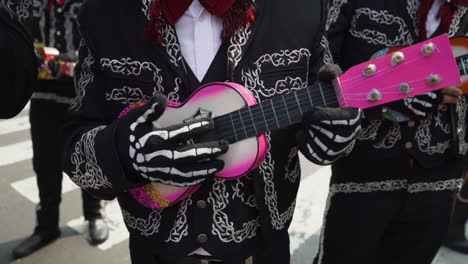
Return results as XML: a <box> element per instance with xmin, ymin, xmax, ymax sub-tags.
<box><xmin>402</xmin><ymin>92</ymin><xmax>443</xmax><ymax>117</ymax></box>
<box><xmin>115</xmin><ymin>94</ymin><xmax>229</xmax><ymax>187</ymax></box>
<box><xmin>297</xmin><ymin>64</ymin><xmax>362</xmax><ymax>165</ymax></box>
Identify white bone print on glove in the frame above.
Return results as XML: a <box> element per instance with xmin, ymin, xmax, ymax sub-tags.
<box><xmin>402</xmin><ymin>92</ymin><xmax>443</xmax><ymax>117</ymax></box>
<box><xmin>298</xmin><ymin>107</ymin><xmax>362</xmax><ymax>165</ymax></box>
<box><xmin>117</xmin><ymin>94</ymin><xmax>228</xmax><ymax>187</ymax></box>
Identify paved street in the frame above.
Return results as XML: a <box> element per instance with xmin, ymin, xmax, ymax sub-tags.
<box><xmin>0</xmin><ymin>105</ymin><xmax>467</xmax><ymax>264</ymax></box>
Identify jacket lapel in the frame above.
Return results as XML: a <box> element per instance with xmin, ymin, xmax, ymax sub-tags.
<box><xmin>226</xmin><ymin>0</ymin><xmax>262</xmax><ymax>80</ymax></box>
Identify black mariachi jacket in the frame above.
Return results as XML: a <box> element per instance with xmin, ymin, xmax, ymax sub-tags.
<box><xmin>0</xmin><ymin>0</ymin><xmax>36</xmax><ymax>118</ymax></box>
<box><xmin>61</xmin><ymin>0</ymin><xmax>333</xmax><ymax>263</ymax></box>
<box><xmin>29</xmin><ymin>0</ymin><xmax>85</xmax><ymax>104</ymax></box>
<box><xmin>327</xmin><ymin>0</ymin><xmax>468</xmax><ymax>192</ymax></box>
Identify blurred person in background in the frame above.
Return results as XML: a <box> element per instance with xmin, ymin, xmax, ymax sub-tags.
<box><xmin>12</xmin><ymin>0</ymin><xmax>109</xmax><ymax>259</ymax></box>
<box><xmin>314</xmin><ymin>1</ymin><xmax>468</xmax><ymax>264</ymax></box>
<box><xmin>0</xmin><ymin>0</ymin><xmax>36</xmax><ymax>118</ymax></box>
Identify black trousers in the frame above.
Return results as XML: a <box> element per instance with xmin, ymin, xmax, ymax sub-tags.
<box><xmin>30</xmin><ymin>98</ymin><xmax>102</xmax><ymax>234</ymax></box>
<box><xmin>314</xmin><ymin>190</ymin><xmax>453</xmax><ymax>264</ymax></box>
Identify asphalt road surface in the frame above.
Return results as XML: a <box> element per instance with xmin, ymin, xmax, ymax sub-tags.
<box><xmin>0</xmin><ymin>105</ymin><xmax>466</xmax><ymax>264</ymax></box>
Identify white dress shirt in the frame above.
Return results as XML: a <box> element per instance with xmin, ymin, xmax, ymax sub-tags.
<box><xmin>175</xmin><ymin>0</ymin><xmax>223</xmax><ymax>81</ymax></box>
<box><xmin>426</xmin><ymin>0</ymin><xmax>448</xmax><ymax>38</ymax></box>
<box><xmin>174</xmin><ymin>0</ymin><xmax>223</xmax><ymax>257</ymax></box>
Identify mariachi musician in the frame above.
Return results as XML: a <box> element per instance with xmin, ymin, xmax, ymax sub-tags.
<box><xmin>12</xmin><ymin>0</ymin><xmax>109</xmax><ymax>259</ymax></box>
<box><xmin>61</xmin><ymin>0</ymin><xmax>362</xmax><ymax>263</ymax></box>
<box><xmin>315</xmin><ymin>0</ymin><xmax>468</xmax><ymax>263</ymax></box>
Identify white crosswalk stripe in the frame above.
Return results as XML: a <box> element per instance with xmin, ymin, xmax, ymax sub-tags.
<box><xmin>0</xmin><ymin>140</ymin><xmax>33</xmax><ymax>167</ymax></box>
<box><xmin>11</xmin><ymin>174</ymin><xmax>79</xmax><ymax>204</ymax></box>
<box><xmin>0</xmin><ymin>116</ymin><xmax>30</xmax><ymax>136</ymax></box>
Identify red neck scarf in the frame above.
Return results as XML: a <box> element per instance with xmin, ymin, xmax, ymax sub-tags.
<box><xmin>418</xmin><ymin>0</ymin><xmax>468</xmax><ymax>40</ymax></box>
<box><xmin>145</xmin><ymin>0</ymin><xmax>256</xmax><ymax>44</ymax></box>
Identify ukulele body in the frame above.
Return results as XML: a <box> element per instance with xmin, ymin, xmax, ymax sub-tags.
<box><xmin>129</xmin><ymin>82</ymin><xmax>268</xmax><ymax>208</ymax></box>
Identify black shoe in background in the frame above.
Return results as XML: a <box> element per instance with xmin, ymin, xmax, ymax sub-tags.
<box><xmin>12</xmin><ymin>230</ymin><xmax>61</xmax><ymax>259</ymax></box>
<box><xmin>87</xmin><ymin>218</ymin><xmax>109</xmax><ymax>245</ymax></box>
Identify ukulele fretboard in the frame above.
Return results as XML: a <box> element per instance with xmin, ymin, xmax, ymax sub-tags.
<box><xmin>214</xmin><ymin>83</ymin><xmax>339</xmax><ymax>143</ymax></box>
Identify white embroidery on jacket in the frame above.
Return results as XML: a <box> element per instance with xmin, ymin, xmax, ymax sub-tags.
<box><xmin>122</xmin><ymin>209</ymin><xmax>163</xmax><ymax>237</ymax></box>
<box><xmin>357</xmin><ymin>120</ymin><xmax>382</xmax><ymax>141</ymax></box>
<box><xmin>141</xmin><ymin>0</ymin><xmax>154</xmax><ymax>20</ymax></box>
<box><xmin>285</xmin><ymin>147</ymin><xmax>300</xmax><ymax>183</ymax></box>
<box><xmin>71</xmin><ymin>39</ymin><xmax>94</xmax><ymax>111</ymax></box>
<box><xmin>228</xmin><ymin>27</ymin><xmax>253</xmax><ymax>69</ymax></box>
<box><xmin>415</xmin><ymin>118</ymin><xmax>450</xmax><ymax>155</ymax></box>
<box><xmin>321</xmin><ymin>36</ymin><xmax>334</xmax><ymax>64</ymax></box>
<box><xmin>100</xmin><ymin>57</ymin><xmax>165</xmax><ymax>94</ymax></box>
<box><xmin>106</xmin><ymin>86</ymin><xmax>151</xmax><ymax>105</ymax></box>
<box><xmin>406</xmin><ymin>0</ymin><xmax>421</xmax><ymax>36</ymax></box>
<box><xmin>448</xmin><ymin>7</ymin><xmax>468</xmax><ymax>37</ymax></box>
<box><xmin>165</xmin><ymin>198</ymin><xmax>192</xmax><ymax>242</ymax></box>
<box><xmin>326</xmin><ymin>0</ymin><xmax>348</xmax><ymax>30</ymax></box>
<box><xmin>350</xmin><ymin>8</ymin><xmax>413</xmax><ymax>46</ymax></box>
<box><xmin>232</xmin><ymin>179</ymin><xmax>257</xmax><ymax>208</ymax></box>
<box><xmin>70</xmin><ymin>126</ymin><xmax>112</xmax><ymax>189</ymax></box>
<box><xmin>241</xmin><ymin>49</ymin><xmax>311</xmax><ymax>99</ymax></box>
<box><xmin>259</xmin><ymin>133</ymin><xmax>296</xmax><ymax>230</ymax></box>
<box><xmin>208</xmin><ymin>179</ymin><xmax>260</xmax><ymax>243</ymax></box>
<box><xmin>373</xmin><ymin>123</ymin><xmax>401</xmax><ymax>149</ymax></box>
<box><xmin>161</xmin><ymin>25</ymin><xmax>185</xmax><ymax>69</ymax></box>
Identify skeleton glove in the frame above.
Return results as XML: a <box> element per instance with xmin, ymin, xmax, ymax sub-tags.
<box><xmin>116</xmin><ymin>94</ymin><xmax>229</xmax><ymax>187</ymax></box>
<box><xmin>298</xmin><ymin>107</ymin><xmax>362</xmax><ymax>165</ymax></box>
<box><xmin>401</xmin><ymin>92</ymin><xmax>443</xmax><ymax>118</ymax></box>
<box><xmin>297</xmin><ymin>64</ymin><xmax>361</xmax><ymax>165</ymax></box>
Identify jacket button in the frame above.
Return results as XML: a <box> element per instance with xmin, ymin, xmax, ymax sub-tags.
<box><xmin>197</xmin><ymin>200</ymin><xmax>207</xmax><ymax>209</ymax></box>
<box><xmin>405</xmin><ymin>142</ymin><xmax>413</xmax><ymax>149</ymax></box>
<box><xmin>408</xmin><ymin>121</ymin><xmax>416</xmax><ymax>127</ymax></box>
<box><xmin>198</xmin><ymin>234</ymin><xmax>208</xmax><ymax>243</ymax></box>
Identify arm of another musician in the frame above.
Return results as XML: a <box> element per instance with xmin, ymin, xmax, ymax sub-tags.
<box><xmin>0</xmin><ymin>12</ymin><xmax>36</xmax><ymax>119</ymax></box>
<box><xmin>295</xmin><ymin>1</ymin><xmax>361</xmax><ymax>165</ymax></box>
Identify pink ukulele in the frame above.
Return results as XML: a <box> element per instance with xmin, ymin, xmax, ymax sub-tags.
<box><xmin>128</xmin><ymin>34</ymin><xmax>461</xmax><ymax>209</ymax></box>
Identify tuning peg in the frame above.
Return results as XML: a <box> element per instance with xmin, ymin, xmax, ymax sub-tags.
<box><xmin>421</xmin><ymin>43</ymin><xmax>436</xmax><ymax>56</ymax></box>
<box><xmin>427</xmin><ymin>74</ymin><xmax>442</xmax><ymax>86</ymax></box>
<box><xmin>363</xmin><ymin>64</ymin><xmax>377</xmax><ymax>76</ymax></box>
<box><xmin>399</xmin><ymin>83</ymin><xmax>412</xmax><ymax>94</ymax></box>
<box><xmin>391</xmin><ymin>52</ymin><xmax>405</xmax><ymax>66</ymax></box>
<box><xmin>367</xmin><ymin>89</ymin><xmax>382</xmax><ymax>102</ymax></box>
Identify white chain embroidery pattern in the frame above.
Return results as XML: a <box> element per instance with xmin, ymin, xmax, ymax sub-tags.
<box><xmin>373</xmin><ymin>123</ymin><xmax>401</xmax><ymax>149</ymax></box>
<box><xmin>122</xmin><ymin>208</ymin><xmax>163</xmax><ymax>237</ymax></box>
<box><xmin>350</xmin><ymin>8</ymin><xmax>414</xmax><ymax>46</ymax></box>
<box><xmin>165</xmin><ymin>198</ymin><xmax>192</xmax><ymax>242</ymax></box>
<box><xmin>241</xmin><ymin>49</ymin><xmax>311</xmax><ymax>99</ymax></box>
<box><xmin>208</xmin><ymin>179</ymin><xmax>260</xmax><ymax>243</ymax></box>
<box><xmin>106</xmin><ymin>86</ymin><xmax>151</xmax><ymax>105</ymax></box>
<box><xmin>448</xmin><ymin>7</ymin><xmax>468</xmax><ymax>38</ymax></box>
<box><xmin>285</xmin><ymin>147</ymin><xmax>300</xmax><ymax>183</ymax></box>
<box><xmin>325</xmin><ymin>0</ymin><xmax>348</xmax><ymax>30</ymax></box>
<box><xmin>70</xmin><ymin>126</ymin><xmax>112</xmax><ymax>189</ymax></box>
<box><xmin>71</xmin><ymin>38</ymin><xmax>94</xmax><ymax>111</ymax></box>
